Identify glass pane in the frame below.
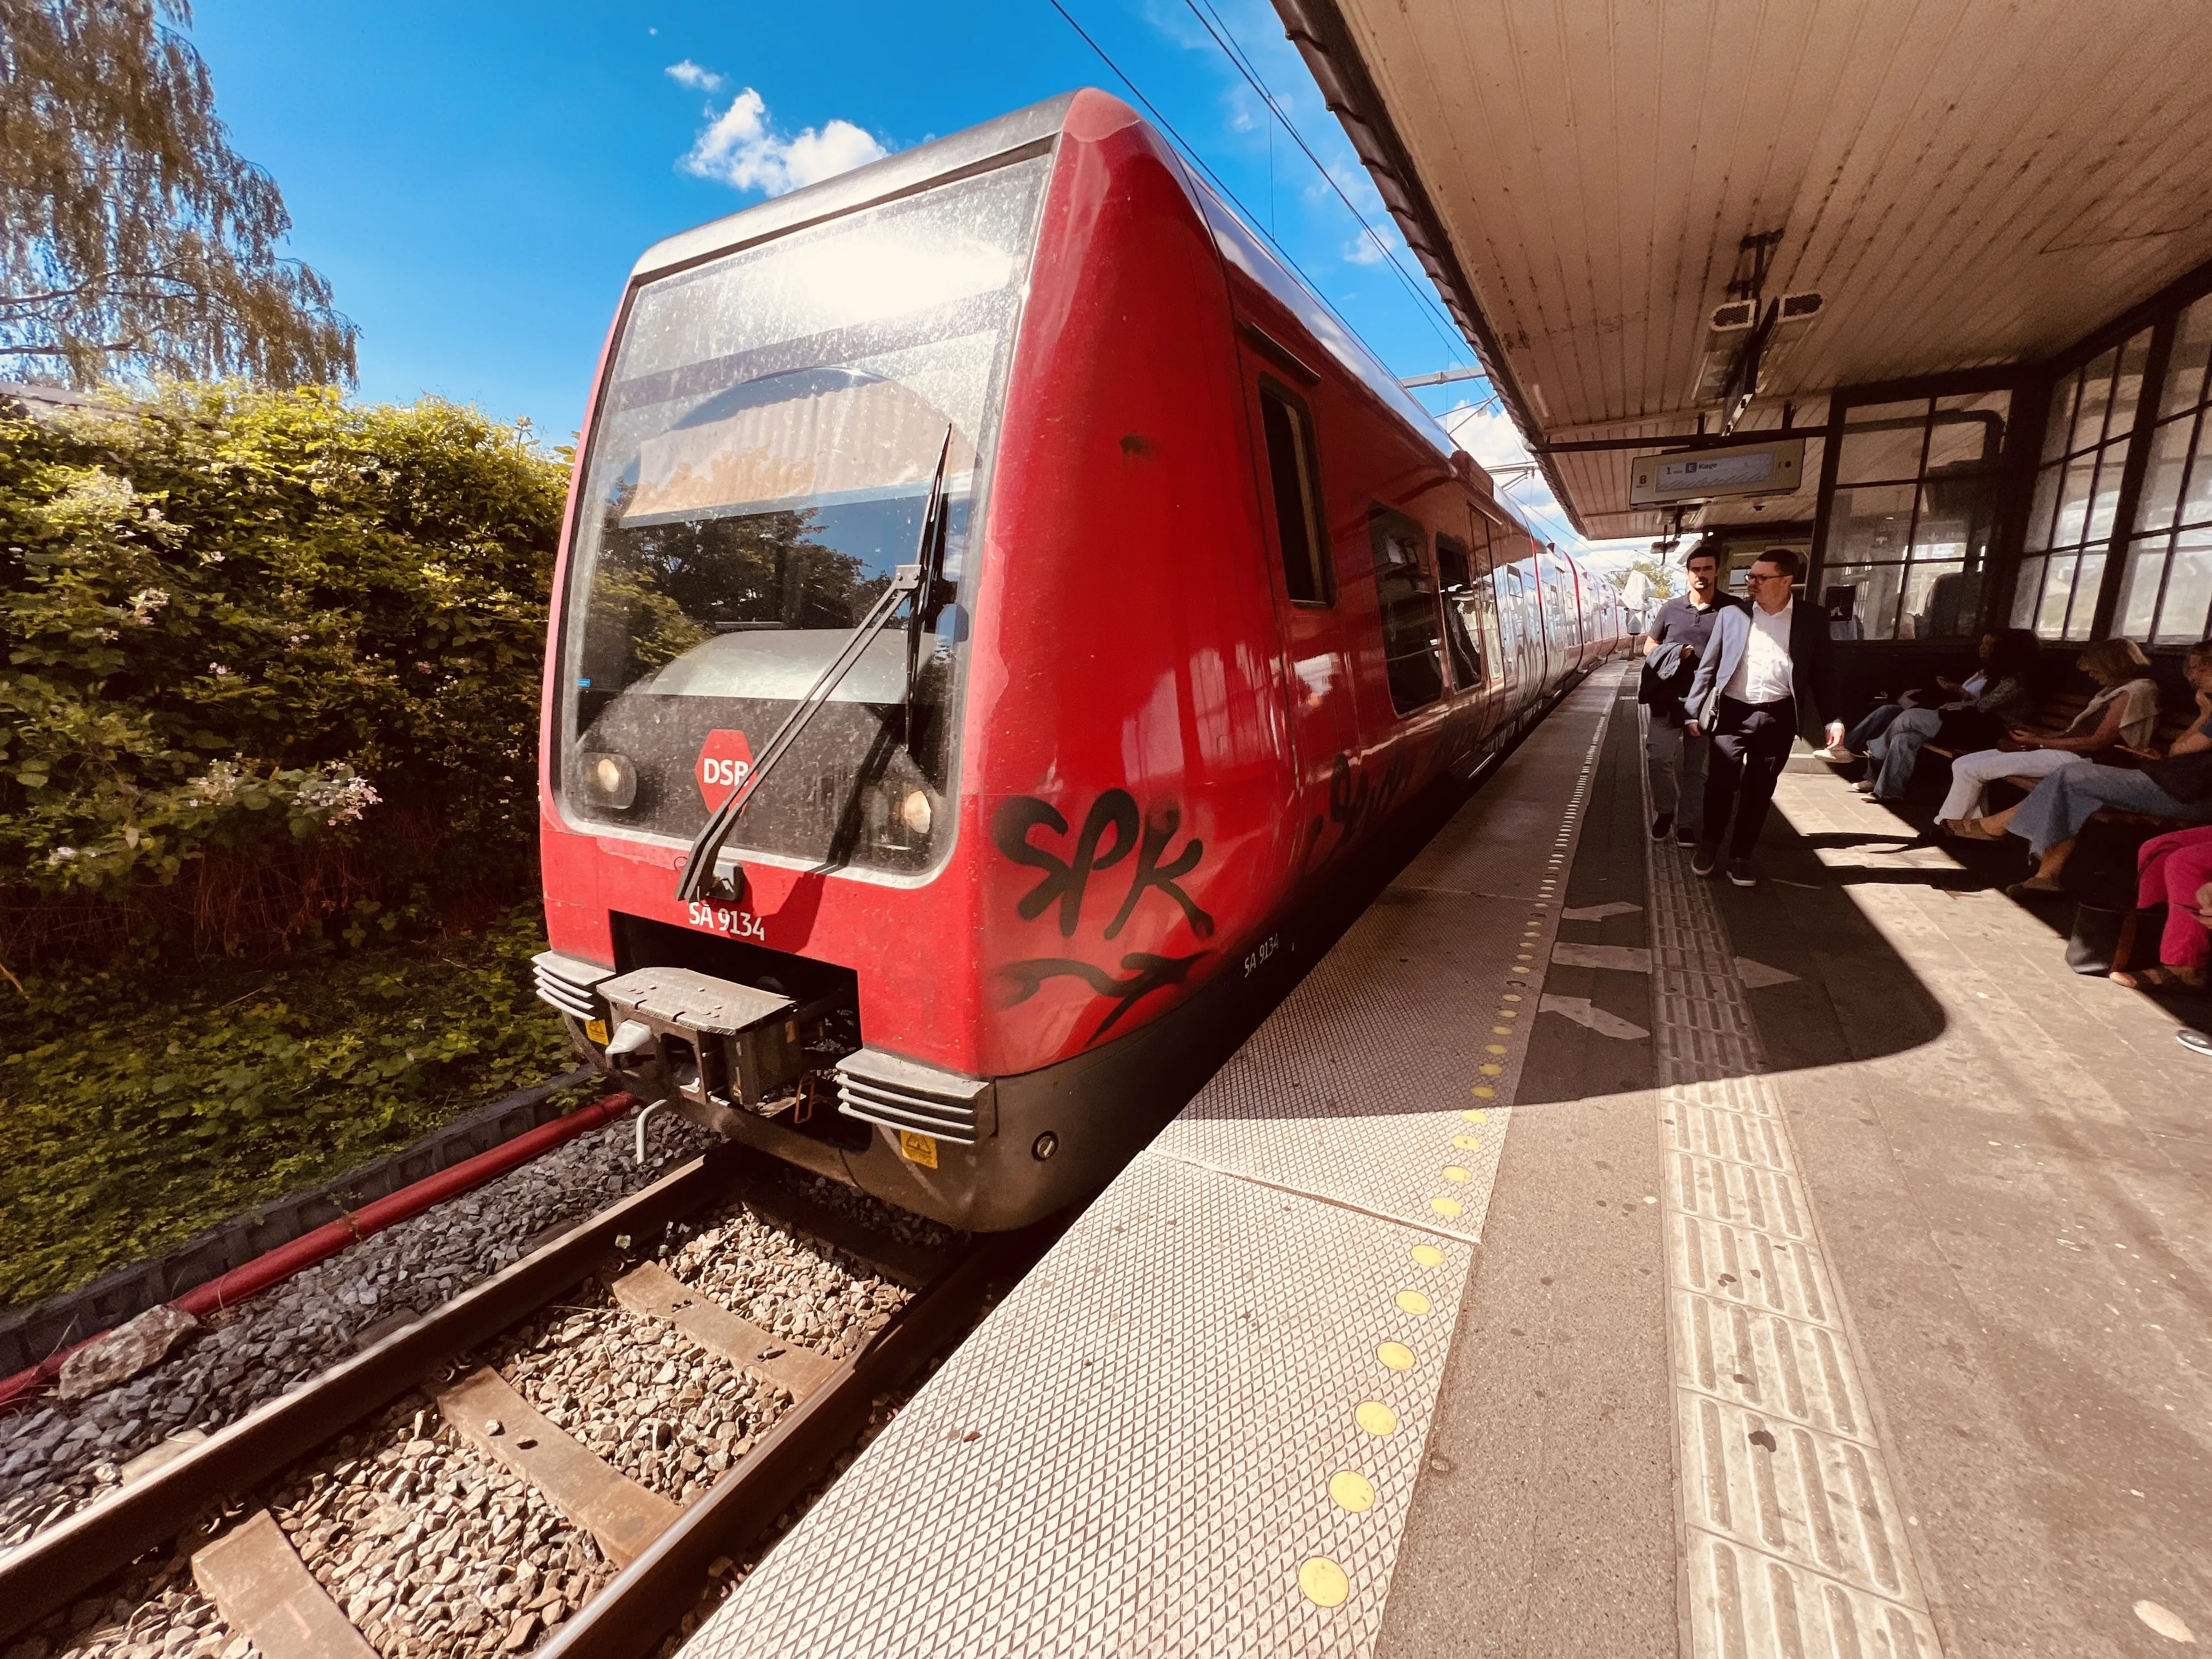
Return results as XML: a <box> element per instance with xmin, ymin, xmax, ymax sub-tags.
<box><xmin>2022</xmin><ymin>464</ymin><xmax>2061</xmax><ymax>552</ymax></box>
<box><xmin>2011</xmin><ymin>556</ymin><xmax>2047</xmax><ymax>628</ymax></box>
<box><xmin>1836</xmin><ymin>400</ymin><xmax>1929</xmax><ymax>484</ymax></box>
<box><xmin>2154</xmin><ymin>527</ymin><xmax>2212</xmax><ymax>645</ymax></box>
<box><xmin>2116</xmin><ymin>534</ymin><xmax>2170</xmax><ymax>640</ymax></box>
<box><xmin>2072</xmin><ymin>348</ymin><xmax>2117</xmax><ymax>453</ymax></box>
<box><xmin>2109</xmin><ymin>328</ymin><xmax>2153</xmax><ymax>436</ymax></box>
<box><xmin>556</xmin><ymin>156</ymin><xmax>1049</xmax><ymax>870</ymax></box>
<box><xmin>1369</xmin><ymin>507</ymin><xmax>1444</xmax><ymax>715</ymax></box>
<box><xmin>2042</xmin><ymin>373</ymin><xmax>2079</xmax><ymax>464</ymax></box>
<box><xmin>1900</xmin><ymin>561</ymin><xmax>1972</xmax><ymax>639</ymax></box>
<box><xmin>2085</xmin><ymin>443</ymin><xmax>2126</xmax><ymax>543</ymax></box>
<box><xmin>1913</xmin><ymin>473</ymin><xmax>1998</xmax><ymax>569</ymax></box>
<box><xmin>2135</xmin><ymin>414</ymin><xmax>2195</xmax><ymax>534</ymax></box>
<box><xmin>2159</xmin><ymin>294</ymin><xmax>2212</xmax><ymax>421</ymax></box>
<box><xmin>2063</xmin><ymin>551</ymin><xmax>2105</xmax><ymax>640</ymax></box>
<box><xmin>2036</xmin><ymin>553</ymin><xmax>2078</xmax><ymax>638</ymax></box>
<box><xmin>1816</xmin><ymin>561</ymin><xmax>1903</xmax><ymax>641</ymax></box>
<box><xmin>1926</xmin><ymin>391</ymin><xmax>2010</xmax><ymax>472</ymax></box>
<box><xmin>1822</xmin><ymin>481</ymin><xmax>1917</xmax><ymax>565</ymax></box>
<box><xmin>2181</xmin><ymin>415</ymin><xmax>2212</xmax><ymax>530</ymax></box>
<box><xmin>1260</xmin><ymin>386</ymin><xmax>1329</xmax><ymax>603</ymax></box>
<box><xmin>2053</xmin><ymin>454</ymin><xmax>2097</xmax><ymax>549</ymax></box>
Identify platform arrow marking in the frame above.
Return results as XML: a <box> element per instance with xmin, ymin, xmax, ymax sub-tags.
<box><xmin>1560</xmin><ymin>901</ymin><xmax>1643</xmax><ymax>922</ymax></box>
<box><xmin>1537</xmin><ymin>995</ymin><xmax>1651</xmax><ymax>1041</ymax></box>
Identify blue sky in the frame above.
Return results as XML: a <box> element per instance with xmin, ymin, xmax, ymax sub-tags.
<box><xmin>189</xmin><ymin>0</ymin><xmax>1623</xmax><ymax>556</ymax></box>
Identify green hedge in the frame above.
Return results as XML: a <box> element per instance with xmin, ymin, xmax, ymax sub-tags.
<box><xmin>0</xmin><ymin>384</ymin><xmax>567</xmax><ymax>965</ymax></box>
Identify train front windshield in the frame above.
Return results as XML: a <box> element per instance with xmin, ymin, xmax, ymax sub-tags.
<box><xmin>558</xmin><ymin>155</ymin><xmax>1048</xmax><ymax>874</ymax></box>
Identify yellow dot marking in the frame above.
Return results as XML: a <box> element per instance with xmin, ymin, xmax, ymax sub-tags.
<box><xmin>1453</xmin><ymin>1134</ymin><xmax>1480</xmax><ymax>1150</ymax></box>
<box><xmin>1470</xmin><ymin>1085</ymin><xmax>1496</xmax><ymax>1098</ymax></box>
<box><xmin>1462</xmin><ymin>1108</ymin><xmax>1488</xmax><ymax>1122</ymax></box>
<box><xmin>1356</xmin><ymin>1400</ymin><xmax>1401</xmax><ymax>1436</ymax></box>
<box><xmin>1480</xmin><ymin>1063</ymin><xmax>1503</xmax><ymax>1075</ymax></box>
<box><xmin>1429</xmin><ymin>1195</ymin><xmax>1463</xmax><ymax>1218</ymax></box>
<box><xmin>1498</xmin><ymin>1009</ymin><xmax>1517</xmax><ymax>1018</ymax></box>
<box><xmin>1492</xmin><ymin>1025</ymin><xmax>1511</xmax><ymax>1035</ymax></box>
<box><xmin>1300</xmin><ymin>1556</ymin><xmax>1350</xmax><ymax>1607</ymax></box>
<box><xmin>1484</xmin><ymin>1044</ymin><xmax>1506</xmax><ymax>1054</ymax></box>
<box><xmin>1502</xmin><ymin>993</ymin><xmax>1522</xmax><ymax>1002</ymax></box>
<box><xmin>1329</xmin><ymin>1470</ymin><xmax>1378</xmax><ymax>1513</ymax></box>
<box><xmin>1376</xmin><ymin>1340</ymin><xmax>1417</xmax><ymax>1370</ymax></box>
<box><xmin>1395</xmin><ymin>1289</ymin><xmax>1432</xmax><ymax>1316</ymax></box>
<box><xmin>1410</xmin><ymin>1243</ymin><xmax>1444</xmax><ymax>1268</ymax></box>
<box><xmin>1442</xmin><ymin>1166</ymin><xmax>1471</xmax><ymax>1183</ymax></box>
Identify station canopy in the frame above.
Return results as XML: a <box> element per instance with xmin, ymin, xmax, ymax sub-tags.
<box><xmin>1274</xmin><ymin>0</ymin><xmax>2212</xmax><ymax>538</ymax></box>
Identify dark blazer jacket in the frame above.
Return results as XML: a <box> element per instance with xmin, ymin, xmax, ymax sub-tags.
<box><xmin>1683</xmin><ymin>597</ymin><xmax>1838</xmax><ymax>736</ymax></box>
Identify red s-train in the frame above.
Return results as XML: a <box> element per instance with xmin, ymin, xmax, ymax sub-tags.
<box><xmin>532</xmin><ymin>89</ymin><xmax>1628</xmax><ymax>1231</ymax></box>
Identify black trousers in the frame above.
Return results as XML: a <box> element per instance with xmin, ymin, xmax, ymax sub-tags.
<box><xmin>1699</xmin><ymin>695</ymin><xmax>1796</xmax><ymax>859</ymax></box>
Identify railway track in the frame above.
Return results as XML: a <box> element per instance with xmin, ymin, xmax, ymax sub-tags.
<box><xmin>0</xmin><ymin>1140</ymin><xmax>1057</xmax><ymax>1659</ymax></box>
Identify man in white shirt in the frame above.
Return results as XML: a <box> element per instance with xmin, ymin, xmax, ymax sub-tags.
<box><xmin>1682</xmin><ymin>549</ymin><xmax>1843</xmax><ymax>886</ymax></box>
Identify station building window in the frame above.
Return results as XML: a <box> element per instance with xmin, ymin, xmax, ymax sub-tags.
<box><xmin>2013</xmin><ymin>331</ymin><xmax>2154</xmax><ymax>640</ymax></box>
<box><xmin>1818</xmin><ymin>391</ymin><xmax>2009</xmax><ymax>639</ymax></box>
<box><xmin>2113</xmin><ymin>295</ymin><xmax>2212</xmax><ymax>645</ymax></box>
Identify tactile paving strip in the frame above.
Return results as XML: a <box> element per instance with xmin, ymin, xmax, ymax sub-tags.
<box><xmin>678</xmin><ymin>680</ymin><xmax>1622</xmax><ymax>1659</ymax></box>
<box><xmin>684</xmin><ymin>1155</ymin><xmax>1475</xmax><ymax>1659</ymax></box>
<box><xmin>1636</xmin><ymin>699</ymin><xmax>1944</xmax><ymax>1659</ymax></box>
<box><xmin>1156</xmin><ymin>684</ymin><xmax>1617</xmax><ymax>1243</ymax></box>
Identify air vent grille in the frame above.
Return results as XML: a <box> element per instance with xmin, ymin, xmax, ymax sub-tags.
<box><xmin>532</xmin><ymin>951</ymin><xmax>609</xmax><ymax>1023</ymax></box>
<box><xmin>836</xmin><ymin>1048</ymin><xmax>996</xmax><ymax>1146</ymax></box>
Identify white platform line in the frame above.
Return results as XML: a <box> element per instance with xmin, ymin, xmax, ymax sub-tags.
<box><xmin>1635</xmin><ymin>701</ymin><xmax>1945</xmax><ymax>1659</ymax></box>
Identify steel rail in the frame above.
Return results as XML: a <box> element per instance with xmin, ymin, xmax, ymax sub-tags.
<box><xmin>535</xmin><ymin>1213</ymin><xmax>1063</xmax><ymax>1659</ymax></box>
<box><xmin>0</xmin><ymin>1144</ymin><xmax>744</xmax><ymax>1640</ymax></box>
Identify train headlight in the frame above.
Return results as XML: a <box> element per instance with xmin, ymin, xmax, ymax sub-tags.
<box><xmin>896</xmin><ymin>789</ymin><xmax>933</xmax><ymax>836</ymax></box>
<box><xmin>579</xmin><ymin>751</ymin><xmax>636</xmax><ymax>810</ymax></box>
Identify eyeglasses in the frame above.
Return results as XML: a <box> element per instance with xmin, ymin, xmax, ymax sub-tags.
<box><xmin>1744</xmin><ymin>571</ymin><xmax>1793</xmax><ymax>584</ymax></box>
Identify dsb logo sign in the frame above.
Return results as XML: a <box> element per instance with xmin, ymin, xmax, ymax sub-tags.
<box><xmin>696</xmin><ymin>730</ymin><xmax>754</xmax><ymax>811</ymax></box>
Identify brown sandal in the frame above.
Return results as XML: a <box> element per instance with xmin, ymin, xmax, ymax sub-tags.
<box><xmin>2113</xmin><ymin>964</ymin><xmax>2210</xmax><ymax>990</ymax></box>
<box><xmin>2005</xmin><ymin>877</ymin><xmax>2066</xmax><ymax>898</ymax></box>
<box><xmin>1943</xmin><ymin>817</ymin><xmax>2007</xmax><ymax>841</ymax></box>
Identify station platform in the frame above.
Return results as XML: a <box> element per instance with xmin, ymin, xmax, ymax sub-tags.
<box><xmin>679</xmin><ymin>663</ymin><xmax>2212</xmax><ymax>1659</ymax></box>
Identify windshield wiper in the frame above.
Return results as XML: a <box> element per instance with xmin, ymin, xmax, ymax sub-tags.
<box><xmin>674</xmin><ymin>428</ymin><xmax>957</xmax><ymax>904</ymax></box>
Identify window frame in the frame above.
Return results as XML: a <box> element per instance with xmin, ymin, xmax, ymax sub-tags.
<box><xmin>1367</xmin><ymin>503</ymin><xmax>1446</xmax><ymax>716</ymax></box>
<box><xmin>1255</xmin><ymin>376</ymin><xmax>1335</xmax><ymax>608</ymax></box>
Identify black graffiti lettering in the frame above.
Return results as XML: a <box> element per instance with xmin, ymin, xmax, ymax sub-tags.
<box><xmin>1103</xmin><ymin>802</ymin><xmax>1214</xmax><ymax>941</ymax></box>
<box><xmin>1001</xmin><ymin>951</ymin><xmax>1209</xmax><ymax>1045</ymax></box>
<box><xmin>1318</xmin><ymin>749</ymin><xmax>1413</xmax><ymax>861</ymax></box>
<box><xmin>992</xmin><ymin>790</ymin><xmax>1140</xmax><ymax>938</ymax></box>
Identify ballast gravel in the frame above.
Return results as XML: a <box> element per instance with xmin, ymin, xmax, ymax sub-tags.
<box><xmin>0</xmin><ymin>1109</ymin><xmax>715</xmax><ymax>1556</ymax></box>
<box><xmin>10</xmin><ymin>1189</ymin><xmax>924</xmax><ymax>1659</ymax></box>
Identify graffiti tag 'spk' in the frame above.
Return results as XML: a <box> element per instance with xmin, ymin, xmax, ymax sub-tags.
<box><xmin>991</xmin><ymin>789</ymin><xmax>1216</xmax><ymax>941</ymax></box>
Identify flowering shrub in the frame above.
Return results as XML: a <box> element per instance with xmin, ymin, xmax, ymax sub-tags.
<box><xmin>0</xmin><ymin>383</ymin><xmax>568</xmax><ymax>962</ymax></box>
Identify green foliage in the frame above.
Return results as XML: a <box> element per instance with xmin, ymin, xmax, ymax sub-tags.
<box><xmin>2</xmin><ymin>0</ymin><xmax>356</xmax><ymax>387</ymax></box>
<box><xmin>0</xmin><ymin>906</ymin><xmax>584</xmax><ymax>1306</ymax></box>
<box><xmin>0</xmin><ymin>382</ymin><xmax>566</xmax><ymax>962</ymax></box>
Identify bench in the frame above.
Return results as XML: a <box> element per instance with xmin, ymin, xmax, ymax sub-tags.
<box><xmin>1921</xmin><ymin>693</ymin><xmax>2203</xmax><ymax>833</ymax></box>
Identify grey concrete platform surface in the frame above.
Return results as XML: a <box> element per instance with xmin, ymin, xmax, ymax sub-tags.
<box><xmin>674</xmin><ymin>663</ymin><xmax>2212</xmax><ymax>1658</ymax></box>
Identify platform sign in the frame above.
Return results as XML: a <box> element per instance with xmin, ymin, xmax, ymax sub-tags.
<box><xmin>696</xmin><ymin>729</ymin><xmax>754</xmax><ymax>812</ymax></box>
<box><xmin>1629</xmin><ymin>437</ymin><xmax>1805</xmax><ymax>505</ymax></box>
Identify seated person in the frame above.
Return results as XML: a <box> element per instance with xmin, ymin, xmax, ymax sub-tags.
<box><xmin>1818</xmin><ymin>630</ymin><xmax>1999</xmax><ymax>760</ymax></box>
<box><xmin>1857</xmin><ymin>628</ymin><xmax>2039</xmax><ymax>802</ymax></box>
<box><xmin>1998</xmin><ymin>638</ymin><xmax>2212</xmax><ymax>896</ymax></box>
<box><xmin>2112</xmin><ymin>825</ymin><xmax>2212</xmax><ymax>990</ymax></box>
<box><xmin>1941</xmin><ymin>636</ymin><xmax>2158</xmax><ymax>838</ymax></box>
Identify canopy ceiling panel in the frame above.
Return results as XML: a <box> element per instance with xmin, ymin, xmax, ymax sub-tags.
<box><xmin>1276</xmin><ymin>0</ymin><xmax>2212</xmax><ymax>531</ymax></box>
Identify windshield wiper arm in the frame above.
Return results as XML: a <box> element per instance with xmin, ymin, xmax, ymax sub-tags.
<box><xmin>674</xmin><ymin>428</ymin><xmax>956</xmax><ymax>905</ymax></box>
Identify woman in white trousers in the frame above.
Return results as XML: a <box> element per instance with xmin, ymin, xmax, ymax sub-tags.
<box><xmin>1942</xmin><ymin>637</ymin><xmax>2160</xmax><ymax>837</ymax></box>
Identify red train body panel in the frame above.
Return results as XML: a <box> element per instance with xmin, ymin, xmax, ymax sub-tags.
<box><xmin>534</xmin><ymin>91</ymin><xmax>1626</xmax><ymax>1228</ymax></box>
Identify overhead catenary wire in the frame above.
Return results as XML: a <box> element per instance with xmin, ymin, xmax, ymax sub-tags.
<box><xmin>1180</xmin><ymin>0</ymin><xmax>1469</xmax><ymax>363</ymax></box>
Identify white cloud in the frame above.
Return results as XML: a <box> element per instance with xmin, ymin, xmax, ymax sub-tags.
<box><xmin>666</xmin><ymin>60</ymin><xmax>725</xmax><ymax>93</ymax></box>
<box><xmin>681</xmin><ymin>87</ymin><xmax>888</xmax><ymax>196</ymax></box>
<box><xmin>1342</xmin><ymin>235</ymin><xmax>1387</xmax><ymax>266</ymax></box>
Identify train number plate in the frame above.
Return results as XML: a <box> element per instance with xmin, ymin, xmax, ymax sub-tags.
<box><xmin>897</xmin><ymin>1130</ymin><xmax>939</xmax><ymax>1169</ymax></box>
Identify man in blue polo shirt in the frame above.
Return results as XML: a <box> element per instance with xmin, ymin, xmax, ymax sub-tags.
<box><xmin>1637</xmin><ymin>544</ymin><xmax>1742</xmax><ymax>847</ymax></box>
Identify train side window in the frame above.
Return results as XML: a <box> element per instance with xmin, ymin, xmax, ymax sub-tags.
<box><xmin>1434</xmin><ymin>532</ymin><xmax>1483</xmax><ymax>688</ymax></box>
<box><xmin>1369</xmin><ymin>506</ymin><xmax>1444</xmax><ymax>714</ymax></box>
<box><xmin>1257</xmin><ymin>380</ymin><xmax>1332</xmax><ymax>605</ymax></box>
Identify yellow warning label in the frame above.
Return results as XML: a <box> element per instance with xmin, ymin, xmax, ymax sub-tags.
<box><xmin>898</xmin><ymin>1130</ymin><xmax>939</xmax><ymax>1169</ymax></box>
<box><xmin>585</xmin><ymin>1018</ymin><xmax>609</xmax><ymax>1045</ymax></box>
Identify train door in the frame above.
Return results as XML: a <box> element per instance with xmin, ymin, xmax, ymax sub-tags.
<box><xmin>1244</xmin><ymin>369</ymin><xmax>1360</xmax><ymax>870</ymax></box>
<box><xmin>1436</xmin><ymin>508</ymin><xmax>1505</xmax><ymax>750</ymax></box>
